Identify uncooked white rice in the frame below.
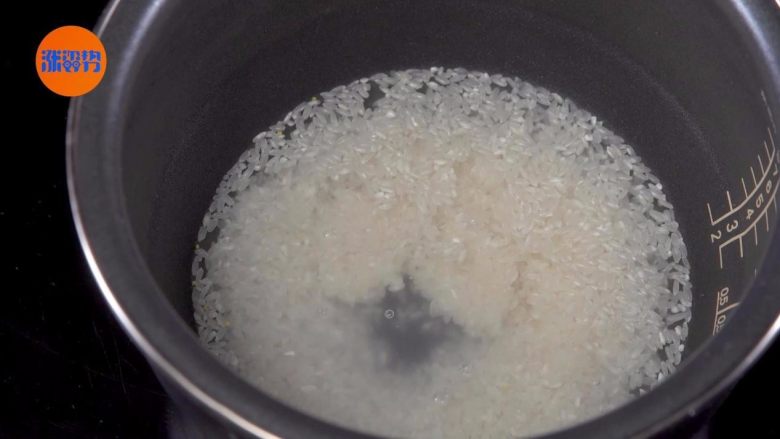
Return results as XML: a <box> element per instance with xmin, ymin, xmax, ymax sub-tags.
<box><xmin>192</xmin><ymin>68</ymin><xmax>692</xmax><ymax>438</ymax></box>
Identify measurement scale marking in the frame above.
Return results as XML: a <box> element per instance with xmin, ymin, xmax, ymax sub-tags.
<box><xmin>716</xmin><ymin>302</ymin><xmax>740</xmax><ymax>316</ymax></box>
<box><xmin>708</xmin><ymin>140</ymin><xmax>776</xmax><ymax>226</ymax></box>
<box><xmin>713</xmin><ymin>301</ymin><xmax>741</xmax><ymax>334</ymax></box>
<box><xmin>717</xmin><ymin>179</ymin><xmax>779</xmax><ymax>268</ymax></box>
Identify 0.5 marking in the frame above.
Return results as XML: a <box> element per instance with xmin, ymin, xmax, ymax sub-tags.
<box><xmin>713</xmin><ymin>286</ymin><xmax>739</xmax><ymax>335</ymax></box>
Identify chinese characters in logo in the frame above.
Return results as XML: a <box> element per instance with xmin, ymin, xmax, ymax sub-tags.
<box><xmin>40</xmin><ymin>49</ymin><xmax>102</xmax><ymax>73</ymax></box>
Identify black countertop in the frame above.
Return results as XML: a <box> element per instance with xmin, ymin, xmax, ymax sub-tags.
<box><xmin>2</xmin><ymin>1</ymin><xmax>778</xmax><ymax>437</ymax></box>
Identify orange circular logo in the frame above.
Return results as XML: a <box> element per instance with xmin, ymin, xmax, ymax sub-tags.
<box><xmin>36</xmin><ymin>26</ymin><xmax>106</xmax><ymax>97</ymax></box>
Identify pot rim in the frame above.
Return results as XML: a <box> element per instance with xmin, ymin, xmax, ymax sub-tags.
<box><xmin>67</xmin><ymin>1</ymin><xmax>780</xmax><ymax>437</ymax></box>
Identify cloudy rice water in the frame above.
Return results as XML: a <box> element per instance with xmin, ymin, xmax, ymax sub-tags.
<box><xmin>192</xmin><ymin>68</ymin><xmax>692</xmax><ymax>438</ymax></box>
